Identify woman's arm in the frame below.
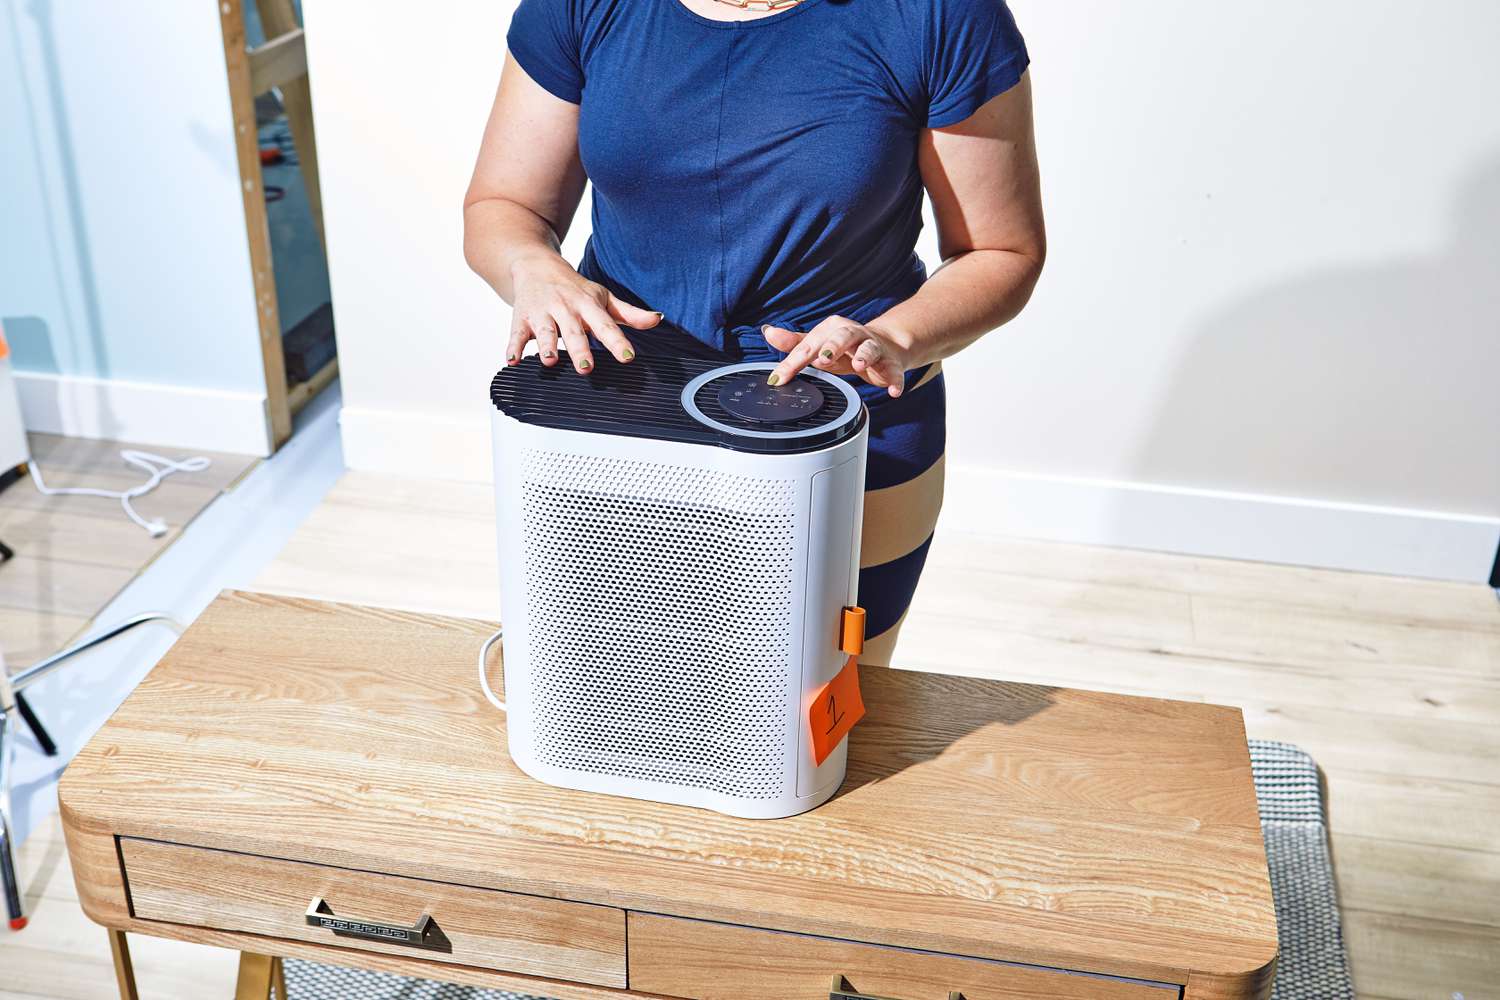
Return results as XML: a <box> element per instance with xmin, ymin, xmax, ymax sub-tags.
<box><xmin>764</xmin><ymin>72</ymin><xmax>1045</xmax><ymax>394</ymax></box>
<box><xmin>464</xmin><ymin>54</ymin><xmax>661</xmax><ymax>372</ymax></box>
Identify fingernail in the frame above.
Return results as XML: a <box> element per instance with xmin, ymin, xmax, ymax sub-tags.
<box><xmin>761</xmin><ymin>324</ymin><xmax>771</xmax><ymax>335</ymax></box>
<box><xmin>766</xmin><ymin>373</ymin><xmax>780</xmax><ymax>386</ymax></box>
<box><xmin>820</xmin><ymin>348</ymin><xmax>834</xmax><ymax>359</ymax></box>
<box><xmin>652</xmin><ymin>311</ymin><xmax>664</xmax><ymax>320</ymax></box>
<box><xmin>580</xmin><ymin>359</ymin><xmax>592</xmax><ymax>371</ymax></box>
<box><xmin>543</xmin><ymin>350</ymin><xmax>556</xmax><ymax>359</ymax></box>
<box><xmin>622</xmin><ymin>349</ymin><xmax>635</xmax><ymax>361</ymax></box>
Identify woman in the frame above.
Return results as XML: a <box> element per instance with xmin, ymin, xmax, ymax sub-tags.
<box><xmin>464</xmin><ymin>0</ymin><xmax>1045</xmax><ymax>666</ymax></box>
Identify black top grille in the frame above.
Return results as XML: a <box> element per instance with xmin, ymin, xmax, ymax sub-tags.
<box><xmin>491</xmin><ymin>354</ymin><xmax>864</xmax><ymax>455</ymax></box>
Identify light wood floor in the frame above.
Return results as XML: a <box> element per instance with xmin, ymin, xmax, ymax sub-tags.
<box><xmin>0</xmin><ymin>434</ymin><xmax>258</xmax><ymax>667</ymax></box>
<box><xmin>4</xmin><ymin>470</ymin><xmax>1496</xmax><ymax>999</ymax></box>
<box><xmin>0</xmin><ymin>434</ymin><xmax>258</xmax><ymax>998</ymax></box>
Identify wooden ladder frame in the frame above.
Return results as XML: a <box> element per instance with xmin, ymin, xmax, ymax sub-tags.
<box><xmin>218</xmin><ymin>0</ymin><xmax>340</xmax><ymax>451</ymax></box>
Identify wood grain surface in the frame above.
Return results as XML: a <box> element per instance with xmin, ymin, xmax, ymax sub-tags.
<box><xmin>0</xmin><ymin>433</ymin><xmax>257</xmax><ymax>666</ymax></box>
<box><xmin>627</xmin><ymin>913</ymin><xmax>1176</xmax><ymax>999</ymax></box>
<box><xmin>120</xmin><ymin>838</ymin><xmax>626</xmax><ymax>986</ymax></box>
<box><xmin>60</xmin><ymin>590</ymin><xmax>1277</xmax><ymax>997</ymax></box>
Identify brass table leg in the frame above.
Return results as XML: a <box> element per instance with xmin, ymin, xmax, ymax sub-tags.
<box><xmin>107</xmin><ymin>929</ymin><xmax>140</xmax><ymax>1000</ymax></box>
<box><xmin>273</xmin><ymin>956</ymin><xmax>288</xmax><ymax>999</ymax></box>
<box><xmin>235</xmin><ymin>951</ymin><xmax>277</xmax><ymax>1000</ymax></box>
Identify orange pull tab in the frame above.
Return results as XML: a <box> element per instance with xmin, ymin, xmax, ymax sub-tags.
<box><xmin>809</xmin><ymin>655</ymin><xmax>865</xmax><ymax>767</ymax></box>
<box><xmin>839</xmin><ymin>606</ymin><xmax>866</xmax><ymax>656</ymax></box>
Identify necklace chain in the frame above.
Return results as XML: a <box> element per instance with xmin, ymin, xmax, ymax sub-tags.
<box><xmin>708</xmin><ymin>0</ymin><xmax>805</xmax><ymax>10</ymax></box>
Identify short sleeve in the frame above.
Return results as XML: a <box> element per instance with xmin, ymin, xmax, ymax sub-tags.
<box><xmin>923</xmin><ymin>0</ymin><xmax>1030</xmax><ymax>128</ymax></box>
<box><xmin>507</xmin><ymin>0</ymin><xmax>585</xmax><ymax>104</ymax></box>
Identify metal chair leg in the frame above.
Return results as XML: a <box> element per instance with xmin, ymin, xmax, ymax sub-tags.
<box><xmin>13</xmin><ymin>692</ymin><xmax>57</xmax><ymax>757</ymax></box>
<box><xmin>1</xmin><ymin>610</ymin><xmax>185</xmax><ymax>932</ymax></box>
<box><xmin>9</xmin><ymin>612</ymin><xmax>185</xmax><ymax>693</ymax></box>
<box><xmin>0</xmin><ymin>709</ymin><xmax>23</xmax><ymax>929</ymax></box>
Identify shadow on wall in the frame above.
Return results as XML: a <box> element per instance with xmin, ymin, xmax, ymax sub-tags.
<box><xmin>6</xmin><ymin>0</ymin><xmax>115</xmax><ymax>429</ymax></box>
<box><xmin>1131</xmin><ymin>159</ymin><xmax>1500</xmax><ymax>517</ymax></box>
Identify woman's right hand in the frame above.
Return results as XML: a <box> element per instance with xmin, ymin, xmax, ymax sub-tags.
<box><xmin>506</xmin><ymin>255</ymin><xmax>663</xmax><ymax>373</ymax></box>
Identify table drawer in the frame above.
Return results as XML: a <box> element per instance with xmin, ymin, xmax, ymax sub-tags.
<box><xmin>627</xmin><ymin>914</ymin><xmax>1178</xmax><ymax>1000</ymax></box>
<box><xmin>120</xmin><ymin>838</ymin><xmax>626</xmax><ymax>988</ymax></box>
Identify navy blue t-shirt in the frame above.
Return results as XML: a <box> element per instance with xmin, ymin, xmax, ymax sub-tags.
<box><xmin>507</xmin><ymin>0</ymin><xmax>1029</xmax><ymax>354</ymax></box>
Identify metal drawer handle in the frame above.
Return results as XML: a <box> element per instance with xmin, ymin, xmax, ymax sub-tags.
<box><xmin>305</xmin><ymin>897</ymin><xmax>451</xmax><ymax>952</ymax></box>
<box><xmin>830</xmin><ymin>975</ymin><xmax>964</xmax><ymax>1000</ymax></box>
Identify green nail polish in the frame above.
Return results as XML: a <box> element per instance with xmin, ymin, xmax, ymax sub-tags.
<box><xmin>580</xmin><ymin>359</ymin><xmax>592</xmax><ymax>371</ymax></box>
<box><xmin>766</xmin><ymin>374</ymin><xmax>780</xmax><ymax>386</ymax></box>
<box><xmin>623</xmin><ymin>350</ymin><xmax>635</xmax><ymax>361</ymax></box>
<box><xmin>820</xmin><ymin>348</ymin><xmax>834</xmax><ymax>359</ymax></box>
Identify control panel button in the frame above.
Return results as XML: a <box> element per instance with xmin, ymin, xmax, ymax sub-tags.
<box><xmin>715</xmin><ymin>373</ymin><xmax>827</xmax><ymax>424</ymax></box>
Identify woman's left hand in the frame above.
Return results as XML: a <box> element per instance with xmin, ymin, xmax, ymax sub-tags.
<box><xmin>761</xmin><ymin>316</ymin><xmax>912</xmax><ymax>397</ymax></box>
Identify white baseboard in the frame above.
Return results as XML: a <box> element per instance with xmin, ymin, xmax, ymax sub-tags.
<box><xmin>944</xmin><ymin>465</ymin><xmax>1500</xmax><ymax>584</ymax></box>
<box><xmin>339</xmin><ymin>406</ymin><xmax>493</xmax><ymax>483</ymax></box>
<box><xmin>338</xmin><ymin>407</ymin><xmax>1500</xmax><ymax>584</ymax></box>
<box><xmin>16</xmin><ymin>371</ymin><xmax>272</xmax><ymax>457</ymax></box>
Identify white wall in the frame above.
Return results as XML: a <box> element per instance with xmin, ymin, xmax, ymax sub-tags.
<box><xmin>1</xmin><ymin>1</ymin><xmax>272</xmax><ymax>455</ymax></box>
<box><xmin>308</xmin><ymin>0</ymin><xmax>1500</xmax><ymax>581</ymax></box>
<box><xmin>301</xmin><ymin>1</ymin><xmax>524</xmax><ymax>478</ymax></box>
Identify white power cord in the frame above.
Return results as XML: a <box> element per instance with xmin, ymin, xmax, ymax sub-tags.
<box><xmin>478</xmin><ymin>626</ymin><xmax>506</xmax><ymax>712</ymax></box>
<box><xmin>27</xmin><ymin>449</ymin><xmax>212</xmax><ymax>538</ymax></box>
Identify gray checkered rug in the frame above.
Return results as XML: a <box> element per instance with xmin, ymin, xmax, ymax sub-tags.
<box><xmin>283</xmin><ymin>740</ymin><xmax>1354</xmax><ymax>999</ymax></box>
<box><xmin>1250</xmin><ymin>741</ymin><xmax>1356</xmax><ymax>999</ymax></box>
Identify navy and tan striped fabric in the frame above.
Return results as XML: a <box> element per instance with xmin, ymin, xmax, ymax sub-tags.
<box><xmin>853</xmin><ymin>360</ymin><xmax>944</xmax><ymax>665</ymax></box>
<box><xmin>627</xmin><ymin>329</ymin><xmax>944</xmax><ymax>666</ymax></box>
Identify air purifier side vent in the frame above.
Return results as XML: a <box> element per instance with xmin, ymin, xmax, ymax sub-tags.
<box><xmin>518</xmin><ymin>448</ymin><xmax>799</xmax><ymax>800</ymax></box>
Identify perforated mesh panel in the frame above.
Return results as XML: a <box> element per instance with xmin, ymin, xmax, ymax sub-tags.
<box><xmin>519</xmin><ymin>449</ymin><xmax>798</xmax><ymax>799</ymax></box>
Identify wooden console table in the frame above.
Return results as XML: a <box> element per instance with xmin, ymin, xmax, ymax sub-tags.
<box><xmin>61</xmin><ymin>591</ymin><xmax>1277</xmax><ymax>999</ymax></box>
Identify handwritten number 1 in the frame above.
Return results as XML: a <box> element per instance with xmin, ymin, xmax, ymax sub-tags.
<box><xmin>824</xmin><ymin>692</ymin><xmax>845</xmax><ymax>735</ymax></box>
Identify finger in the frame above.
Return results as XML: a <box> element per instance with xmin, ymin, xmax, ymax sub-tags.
<box><xmin>873</xmin><ymin>355</ymin><xmax>906</xmax><ymax>396</ymax></box>
<box><xmin>767</xmin><ymin>324</ymin><xmax>840</xmax><ymax>385</ymax></box>
<box><xmin>852</xmin><ymin>338</ymin><xmax>905</xmax><ymax>396</ymax></box>
<box><xmin>556</xmin><ymin>315</ymin><xmax>594</xmax><ymax>374</ymax></box>
<box><xmin>761</xmin><ymin>324</ymin><xmax>806</xmax><ymax>354</ymax></box>
<box><xmin>770</xmin><ymin>318</ymin><xmax>865</xmax><ymax>385</ymax></box>
<box><xmin>810</xmin><ymin>323</ymin><xmax>868</xmax><ymax>369</ymax></box>
<box><xmin>578</xmin><ymin>301</ymin><xmax>636</xmax><ymax>363</ymax></box>
<box><xmin>505</xmin><ymin>315</ymin><xmax>533</xmax><ymax>367</ymax></box>
<box><xmin>810</xmin><ymin>356</ymin><xmax>856</xmax><ymax>375</ymax></box>
<box><xmin>608</xmin><ymin>295</ymin><xmax>665</xmax><ymax>331</ymax></box>
<box><xmin>533</xmin><ymin>313</ymin><xmax>561</xmax><ymax>366</ymax></box>
<box><xmin>850</xmin><ymin>337</ymin><xmax>883</xmax><ymax>374</ymax></box>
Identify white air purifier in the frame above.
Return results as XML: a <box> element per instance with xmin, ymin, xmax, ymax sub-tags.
<box><xmin>491</xmin><ymin>353</ymin><xmax>868</xmax><ymax>819</ymax></box>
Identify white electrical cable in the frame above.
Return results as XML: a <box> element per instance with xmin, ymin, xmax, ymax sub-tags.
<box><xmin>27</xmin><ymin>449</ymin><xmax>212</xmax><ymax>538</ymax></box>
<box><xmin>478</xmin><ymin>626</ymin><xmax>506</xmax><ymax>712</ymax></box>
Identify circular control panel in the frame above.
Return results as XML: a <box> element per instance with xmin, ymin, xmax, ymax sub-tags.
<box><xmin>714</xmin><ymin>373</ymin><xmax>827</xmax><ymax>424</ymax></box>
<box><xmin>680</xmin><ymin>362</ymin><xmax>863</xmax><ymax>447</ymax></box>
